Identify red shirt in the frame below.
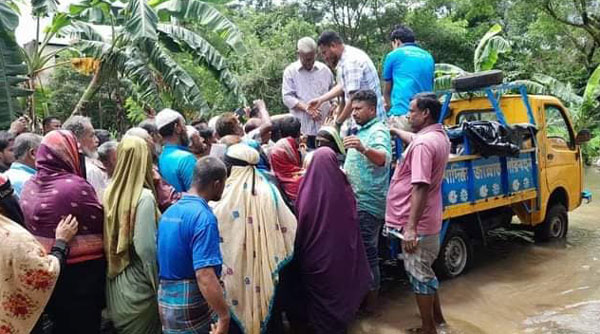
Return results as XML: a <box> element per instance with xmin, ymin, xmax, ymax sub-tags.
<box><xmin>386</xmin><ymin>123</ymin><xmax>450</xmax><ymax>235</ymax></box>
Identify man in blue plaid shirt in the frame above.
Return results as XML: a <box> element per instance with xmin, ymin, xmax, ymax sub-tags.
<box><xmin>308</xmin><ymin>31</ymin><xmax>386</xmax><ymax>129</ymax></box>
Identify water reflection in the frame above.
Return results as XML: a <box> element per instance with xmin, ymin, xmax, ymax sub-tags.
<box><xmin>350</xmin><ymin>168</ymin><xmax>600</xmax><ymax>334</ymax></box>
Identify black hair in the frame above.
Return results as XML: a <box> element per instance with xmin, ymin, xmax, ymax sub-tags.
<box><xmin>350</xmin><ymin>89</ymin><xmax>378</xmax><ymax>108</ymax></box>
<box><xmin>0</xmin><ymin>131</ymin><xmax>14</xmax><ymax>151</ymax></box>
<box><xmin>158</xmin><ymin>120</ymin><xmax>178</xmax><ymax>138</ymax></box>
<box><xmin>317</xmin><ymin>31</ymin><xmax>343</xmax><ymax>46</ymax></box>
<box><xmin>412</xmin><ymin>92</ymin><xmax>442</xmax><ymax>122</ymax></box>
<box><xmin>279</xmin><ymin>116</ymin><xmax>301</xmax><ymax>139</ymax></box>
<box><xmin>270</xmin><ymin>118</ymin><xmax>283</xmax><ymax>143</ymax></box>
<box><xmin>139</xmin><ymin>119</ymin><xmax>158</xmax><ymax>136</ymax></box>
<box><xmin>195</xmin><ymin>124</ymin><xmax>214</xmax><ymax>142</ymax></box>
<box><xmin>215</xmin><ymin>112</ymin><xmax>239</xmax><ymax>137</ymax></box>
<box><xmin>42</xmin><ymin>116</ymin><xmax>60</xmax><ymax>128</ymax></box>
<box><xmin>94</xmin><ymin>129</ymin><xmax>111</xmax><ymax>146</ymax></box>
<box><xmin>193</xmin><ymin>156</ymin><xmax>227</xmax><ymax>189</ymax></box>
<box><xmin>390</xmin><ymin>25</ymin><xmax>415</xmax><ymax>43</ymax></box>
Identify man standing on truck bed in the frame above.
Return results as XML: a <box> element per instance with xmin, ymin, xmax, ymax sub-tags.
<box><xmin>386</xmin><ymin>93</ymin><xmax>450</xmax><ymax>334</ymax></box>
<box><xmin>383</xmin><ymin>25</ymin><xmax>434</xmax><ymax>131</ymax></box>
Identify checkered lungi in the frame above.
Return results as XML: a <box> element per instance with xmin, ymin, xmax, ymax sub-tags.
<box><xmin>402</xmin><ymin>234</ymin><xmax>440</xmax><ymax>295</ymax></box>
<box><xmin>158</xmin><ymin>279</ymin><xmax>214</xmax><ymax>334</ymax></box>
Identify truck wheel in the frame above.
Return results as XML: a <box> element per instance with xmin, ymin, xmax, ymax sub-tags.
<box><xmin>535</xmin><ymin>203</ymin><xmax>568</xmax><ymax>242</ymax></box>
<box><xmin>434</xmin><ymin>224</ymin><xmax>473</xmax><ymax>279</ymax></box>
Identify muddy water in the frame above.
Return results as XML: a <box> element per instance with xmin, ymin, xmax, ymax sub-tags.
<box><xmin>350</xmin><ymin>168</ymin><xmax>600</xmax><ymax>334</ymax></box>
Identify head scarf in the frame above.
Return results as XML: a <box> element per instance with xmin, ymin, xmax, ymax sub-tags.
<box><xmin>103</xmin><ymin>136</ymin><xmax>158</xmax><ymax>278</ymax></box>
<box><xmin>21</xmin><ymin>130</ymin><xmax>104</xmax><ymax>264</ymax></box>
<box><xmin>0</xmin><ymin>213</ymin><xmax>60</xmax><ymax>334</ymax></box>
<box><xmin>211</xmin><ymin>144</ymin><xmax>297</xmax><ymax>334</ymax></box>
<box><xmin>269</xmin><ymin>137</ymin><xmax>303</xmax><ymax>201</ymax></box>
<box><xmin>0</xmin><ymin>174</ymin><xmax>24</xmax><ymax>225</ymax></box>
<box><xmin>295</xmin><ymin>147</ymin><xmax>371</xmax><ymax>331</ymax></box>
<box><xmin>317</xmin><ymin>126</ymin><xmax>345</xmax><ymax>155</ymax></box>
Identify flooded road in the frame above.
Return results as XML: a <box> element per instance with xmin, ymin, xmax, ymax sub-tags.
<box><xmin>351</xmin><ymin>168</ymin><xmax>600</xmax><ymax>334</ymax></box>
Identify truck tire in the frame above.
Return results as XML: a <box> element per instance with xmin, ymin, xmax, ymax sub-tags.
<box><xmin>434</xmin><ymin>224</ymin><xmax>473</xmax><ymax>279</ymax></box>
<box><xmin>534</xmin><ymin>203</ymin><xmax>568</xmax><ymax>242</ymax></box>
<box><xmin>452</xmin><ymin>70</ymin><xmax>504</xmax><ymax>91</ymax></box>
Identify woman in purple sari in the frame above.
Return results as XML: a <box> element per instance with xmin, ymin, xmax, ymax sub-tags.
<box><xmin>295</xmin><ymin>147</ymin><xmax>371</xmax><ymax>333</ymax></box>
<box><xmin>20</xmin><ymin>130</ymin><xmax>105</xmax><ymax>334</ymax></box>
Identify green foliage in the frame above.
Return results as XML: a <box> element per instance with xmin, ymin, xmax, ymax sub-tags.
<box><xmin>0</xmin><ymin>2</ymin><xmax>31</xmax><ymax>128</ymax></box>
<box><xmin>46</xmin><ymin>62</ymin><xmax>134</xmax><ymax>132</ymax></box>
<box><xmin>226</xmin><ymin>7</ymin><xmax>317</xmax><ymax>114</ymax></box>
<box><xmin>124</xmin><ymin>97</ymin><xmax>146</xmax><ymax>124</ymax></box>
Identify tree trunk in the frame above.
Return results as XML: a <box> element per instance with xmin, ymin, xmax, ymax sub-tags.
<box><xmin>71</xmin><ymin>65</ymin><xmax>103</xmax><ymax>117</ymax></box>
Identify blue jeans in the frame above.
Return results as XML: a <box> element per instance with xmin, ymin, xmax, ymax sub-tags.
<box><xmin>358</xmin><ymin>211</ymin><xmax>383</xmax><ymax>291</ymax></box>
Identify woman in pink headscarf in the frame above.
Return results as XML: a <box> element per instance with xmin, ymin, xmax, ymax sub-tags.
<box><xmin>21</xmin><ymin>130</ymin><xmax>105</xmax><ymax>334</ymax></box>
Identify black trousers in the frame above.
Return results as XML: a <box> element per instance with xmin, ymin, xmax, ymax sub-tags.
<box><xmin>46</xmin><ymin>259</ymin><xmax>106</xmax><ymax>334</ymax></box>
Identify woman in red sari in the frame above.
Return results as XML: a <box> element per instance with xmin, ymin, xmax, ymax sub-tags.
<box><xmin>269</xmin><ymin>117</ymin><xmax>304</xmax><ymax>202</ymax></box>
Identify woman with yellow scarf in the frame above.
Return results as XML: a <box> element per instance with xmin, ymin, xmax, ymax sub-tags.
<box><xmin>103</xmin><ymin>136</ymin><xmax>161</xmax><ymax>334</ymax></box>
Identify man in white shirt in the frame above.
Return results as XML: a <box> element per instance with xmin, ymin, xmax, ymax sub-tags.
<box><xmin>63</xmin><ymin>116</ymin><xmax>107</xmax><ymax>200</ymax></box>
<box><xmin>282</xmin><ymin>37</ymin><xmax>334</xmax><ymax>149</ymax></box>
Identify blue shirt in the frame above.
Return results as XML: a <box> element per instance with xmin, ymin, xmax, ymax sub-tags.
<box><xmin>383</xmin><ymin>43</ymin><xmax>434</xmax><ymax>116</ymax></box>
<box><xmin>158</xmin><ymin>144</ymin><xmax>197</xmax><ymax>192</ymax></box>
<box><xmin>4</xmin><ymin>162</ymin><xmax>36</xmax><ymax>198</ymax></box>
<box><xmin>157</xmin><ymin>195</ymin><xmax>223</xmax><ymax>280</ymax></box>
<box><xmin>344</xmin><ymin>118</ymin><xmax>392</xmax><ymax>219</ymax></box>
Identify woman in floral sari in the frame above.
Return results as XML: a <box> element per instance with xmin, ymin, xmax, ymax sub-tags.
<box><xmin>212</xmin><ymin>144</ymin><xmax>297</xmax><ymax>334</ymax></box>
<box><xmin>0</xmin><ymin>174</ymin><xmax>79</xmax><ymax>334</ymax></box>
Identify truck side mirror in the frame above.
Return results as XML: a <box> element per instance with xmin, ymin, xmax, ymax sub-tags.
<box><xmin>576</xmin><ymin>129</ymin><xmax>591</xmax><ymax>145</ymax></box>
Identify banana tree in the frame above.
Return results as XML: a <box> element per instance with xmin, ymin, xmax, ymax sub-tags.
<box><xmin>519</xmin><ymin>66</ymin><xmax>600</xmax><ymax>132</ymax></box>
<box><xmin>435</xmin><ymin>23</ymin><xmax>511</xmax><ymax>91</ymax></box>
<box><xmin>0</xmin><ymin>1</ymin><xmax>33</xmax><ymax>129</ymax></box>
<box><xmin>65</xmin><ymin>0</ymin><xmax>246</xmax><ymax>118</ymax></box>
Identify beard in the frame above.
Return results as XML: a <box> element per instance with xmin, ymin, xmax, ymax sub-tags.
<box><xmin>83</xmin><ymin>146</ymin><xmax>99</xmax><ymax>160</ymax></box>
<box><xmin>180</xmin><ymin>131</ymin><xmax>190</xmax><ymax>147</ymax></box>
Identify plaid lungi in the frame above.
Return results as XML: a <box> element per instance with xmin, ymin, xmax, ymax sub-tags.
<box><xmin>402</xmin><ymin>234</ymin><xmax>440</xmax><ymax>295</ymax></box>
<box><xmin>158</xmin><ymin>279</ymin><xmax>213</xmax><ymax>334</ymax></box>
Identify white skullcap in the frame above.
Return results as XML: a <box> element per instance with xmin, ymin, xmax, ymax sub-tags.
<box><xmin>155</xmin><ymin>108</ymin><xmax>183</xmax><ymax>130</ymax></box>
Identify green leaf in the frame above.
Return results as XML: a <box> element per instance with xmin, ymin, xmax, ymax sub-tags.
<box><xmin>0</xmin><ymin>1</ymin><xmax>19</xmax><ymax>32</ymax></box>
<box><xmin>74</xmin><ymin>40</ymin><xmax>162</xmax><ymax>108</ymax></box>
<box><xmin>583</xmin><ymin>65</ymin><xmax>600</xmax><ymax>106</ymax></box>
<box><xmin>138</xmin><ymin>39</ymin><xmax>209</xmax><ymax>115</ymax></box>
<box><xmin>44</xmin><ymin>13</ymin><xmax>71</xmax><ymax>35</ymax></box>
<box><xmin>59</xmin><ymin>21</ymin><xmax>105</xmax><ymax>41</ymax></box>
<box><xmin>157</xmin><ymin>24</ymin><xmax>244</xmax><ymax>101</ymax></box>
<box><xmin>155</xmin><ymin>0</ymin><xmax>245</xmax><ymax>53</ymax></box>
<box><xmin>0</xmin><ymin>3</ymin><xmax>32</xmax><ymax>128</ymax></box>
<box><xmin>435</xmin><ymin>63</ymin><xmax>467</xmax><ymax>76</ymax></box>
<box><xmin>31</xmin><ymin>0</ymin><xmax>58</xmax><ymax>17</ymax></box>
<box><xmin>477</xmin><ymin>35</ymin><xmax>510</xmax><ymax>72</ymax></box>
<box><xmin>70</xmin><ymin>0</ymin><xmax>117</xmax><ymax>25</ymax></box>
<box><xmin>434</xmin><ymin>74</ymin><xmax>454</xmax><ymax>91</ymax></box>
<box><xmin>474</xmin><ymin>24</ymin><xmax>511</xmax><ymax>72</ymax></box>
<box><xmin>531</xmin><ymin>73</ymin><xmax>583</xmax><ymax>106</ymax></box>
<box><xmin>124</xmin><ymin>0</ymin><xmax>158</xmax><ymax>41</ymax></box>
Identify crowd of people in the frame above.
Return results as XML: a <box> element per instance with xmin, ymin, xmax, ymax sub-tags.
<box><xmin>0</xmin><ymin>25</ymin><xmax>450</xmax><ymax>334</ymax></box>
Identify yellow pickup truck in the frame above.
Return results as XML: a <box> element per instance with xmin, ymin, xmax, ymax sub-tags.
<box><xmin>385</xmin><ymin>78</ymin><xmax>591</xmax><ymax>279</ymax></box>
